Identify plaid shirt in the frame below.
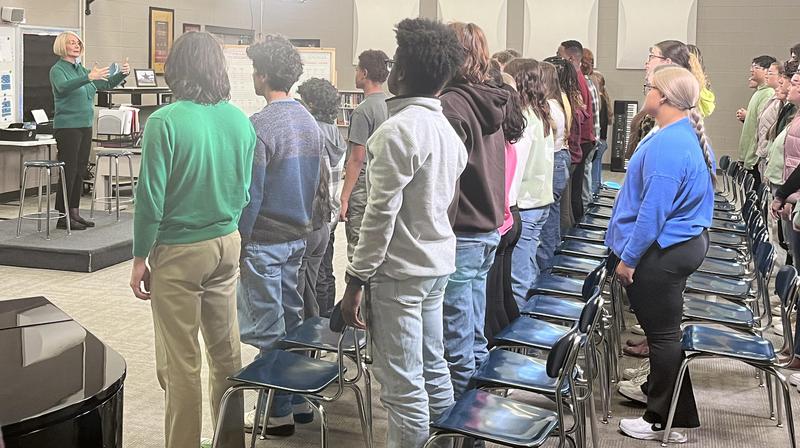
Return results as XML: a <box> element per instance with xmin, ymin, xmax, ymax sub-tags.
<box><xmin>586</xmin><ymin>76</ymin><xmax>601</xmax><ymax>140</ymax></box>
<box><xmin>329</xmin><ymin>154</ymin><xmax>345</xmax><ymax>226</ymax></box>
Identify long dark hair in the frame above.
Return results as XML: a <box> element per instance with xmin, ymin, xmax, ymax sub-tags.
<box><xmin>488</xmin><ymin>61</ymin><xmax>526</xmax><ymax>143</ymax></box>
<box><xmin>165</xmin><ymin>32</ymin><xmax>230</xmax><ymax>104</ymax></box>
<box><xmin>544</xmin><ymin>56</ymin><xmax>583</xmax><ymax>112</ymax></box>
<box><xmin>506</xmin><ymin>58</ymin><xmax>552</xmax><ymax>137</ymax></box>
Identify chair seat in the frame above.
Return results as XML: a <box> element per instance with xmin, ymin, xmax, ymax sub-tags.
<box><xmin>494</xmin><ymin>316</ymin><xmax>572</xmax><ymax>350</ymax></box>
<box><xmin>711</xmin><ymin>220</ymin><xmax>747</xmax><ymax>234</ymax></box>
<box><xmin>521</xmin><ymin>295</ymin><xmax>584</xmax><ymax>322</ymax></box>
<box><xmin>230</xmin><ymin>350</ymin><xmax>341</xmax><ymax>394</ymax></box>
<box><xmin>686</xmin><ymin>272</ymin><xmax>752</xmax><ymax>299</ymax></box>
<box><xmin>697</xmin><ymin>257</ymin><xmax>747</xmax><ymax>277</ymax></box>
<box><xmin>556</xmin><ymin>240</ymin><xmax>609</xmax><ymax>259</ymax></box>
<box><xmin>430</xmin><ymin>389</ymin><xmax>559</xmax><ymax>447</ymax></box>
<box><xmin>280</xmin><ymin>317</ymin><xmax>366</xmax><ymax>354</ymax></box>
<box><xmin>23</xmin><ymin>160</ymin><xmax>64</xmax><ymax>168</ymax></box>
<box><xmin>550</xmin><ymin>254</ymin><xmax>603</xmax><ymax>275</ymax></box>
<box><xmin>590</xmin><ymin>196</ymin><xmax>616</xmax><ymax>208</ymax></box>
<box><xmin>473</xmin><ymin>349</ymin><xmax>569</xmax><ymax>394</ymax></box>
<box><xmin>709</xmin><ymin>231</ymin><xmax>747</xmax><ymax>247</ymax></box>
<box><xmin>577</xmin><ymin>215</ymin><xmax>610</xmax><ymax>231</ymax></box>
<box><xmin>714</xmin><ymin>202</ymin><xmax>737</xmax><ymax>211</ymax></box>
<box><xmin>682</xmin><ymin>324</ymin><xmax>776</xmax><ymax>363</ymax></box>
<box><xmin>598</xmin><ymin>189</ymin><xmax>618</xmax><ymax>199</ymax></box>
<box><xmin>713</xmin><ymin>210</ymin><xmax>742</xmax><ymax>222</ymax></box>
<box><xmin>563</xmin><ymin>228</ymin><xmax>606</xmax><ymax>243</ymax></box>
<box><xmin>585</xmin><ymin>206</ymin><xmax>612</xmax><ymax>219</ymax></box>
<box><xmin>683</xmin><ymin>298</ymin><xmax>755</xmax><ymax>328</ymax></box>
<box><xmin>531</xmin><ymin>274</ymin><xmax>584</xmax><ymax>298</ymax></box>
<box><xmin>705</xmin><ymin>244</ymin><xmax>745</xmax><ymax>262</ymax></box>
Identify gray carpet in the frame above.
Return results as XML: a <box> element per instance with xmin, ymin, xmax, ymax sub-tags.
<box><xmin>1</xmin><ymin>177</ymin><xmax>799</xmax><ymax>447</ymax></box>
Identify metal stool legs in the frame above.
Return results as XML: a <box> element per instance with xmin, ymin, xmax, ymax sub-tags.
<box><xmin>16</xmin><ymin>164</ymin><xmax>70</xmax><ymax>239</ymax></box>
<box><xmin>91</xmin><ymin>152</ymin><xmax>135</xmax><ymax>222</ymax></box>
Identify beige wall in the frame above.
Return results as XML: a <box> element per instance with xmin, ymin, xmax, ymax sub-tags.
<box><xmin>14</xmin><ymin>0</ymin><xmax>800</xmax><ymax>160</ymax></box>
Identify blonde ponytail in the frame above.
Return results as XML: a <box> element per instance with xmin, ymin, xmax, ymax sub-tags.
<box><xmin>688</xmin><ymin>109</ymin><xmax>717</xmax><ymax>188</ymax></box>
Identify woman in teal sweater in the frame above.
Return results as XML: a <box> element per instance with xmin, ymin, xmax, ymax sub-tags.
<box><xmin>49</xmin><ymin>31</ymin><xmax>129</xmax><ymax>230</ymax></box>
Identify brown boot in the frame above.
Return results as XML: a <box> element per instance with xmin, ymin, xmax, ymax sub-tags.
<box><xmin>626</xmin><ymin>338</ymin><xmax>647</xmax><ymax>347</ymax></box>
<box><xmin>70</xmin><ymin>208</ymin><xmax>95</xmax><ymax>227</ymax></box>
<box><xmin>623</xmin><ymin>343</ymin><xmax>650</xmax><ymax>358</ymax></box>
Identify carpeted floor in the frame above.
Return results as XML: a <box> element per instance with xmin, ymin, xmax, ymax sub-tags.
<box><xmin>1</xmin><ymin>172</ymin><xmax>799</xmax><ymax>448</ymax></box>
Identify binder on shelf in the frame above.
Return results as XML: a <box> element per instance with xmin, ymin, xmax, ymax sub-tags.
<box><xmin>97</xmin><ymin>107</ymin><xmax>140</xmax><ymax>136</ymax></box>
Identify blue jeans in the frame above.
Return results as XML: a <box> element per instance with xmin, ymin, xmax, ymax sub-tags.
<box><xmin>238</xmin><ymin>238</ymin><xmax>307</xmax><ymax>417</ymax></box>
<box><xmin>511</xmin><ymin>206</ymin><xmax>550</xmax><ymax>310</ymax></box>
<box><xmin>368</xmin><ymin>273</ymin><xmax>454</xmax><ymax>448</ymax></box>
<box><xmin>591</xmin><ymin>139</ymin><xmax>608</xmax><ymax>195</ymax></box>
<box><xmin>443</xmin><ymin>231</ymin><xmax>500</xmax><ymax>398</ymax></box>
<box><xmin>582</xmin><ymin>146</ymin><xmax>598</xmax><ymax>208</ymax></box>
<box><xmin>537</xmin><ymin>149</ymin><xmax>571</xmax><ymax>274</ymax></box>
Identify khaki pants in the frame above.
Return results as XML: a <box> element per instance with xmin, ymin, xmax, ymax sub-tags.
<box><xmin>149</xmin><ymin>231</ymin><xmax>245</xmax><ymax>448</ymax></box>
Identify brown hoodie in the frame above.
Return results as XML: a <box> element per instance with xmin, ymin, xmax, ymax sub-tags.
<box><xmin>440</xmin><ymin>82</ymin><xmax>509</xmax><ymax>233</ymax></box>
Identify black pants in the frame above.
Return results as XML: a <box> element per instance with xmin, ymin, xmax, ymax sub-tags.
<box><xmin>54</xmin><ymin>127</ymin><xmax>92</xmax><ymax>213</ymax></box>
<box><xmin>619</xmin><ymin>231</ymin><xmax>708</xmax><ymax>428</ymax></box>
<box><xmin>485</xmin><ymin>206</ymin><xmax>522</xmax><ymax>346</ymax></box>
<box><xmin>570</xmin><ymin>142</ymin><xmax>595</xmax><ymax>221</ymax></box>
<box><xmin>315</xmin><ymin>225</ymin><xmax>337</xmax><ymax>318</ymax></box>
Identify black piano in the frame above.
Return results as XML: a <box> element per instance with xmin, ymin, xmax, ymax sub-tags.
<box><xmin>0</xmin><ymin>297</ymin><xmax>126</xmax><ymax>448</ymax></box>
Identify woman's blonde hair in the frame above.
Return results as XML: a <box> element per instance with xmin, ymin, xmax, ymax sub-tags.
<box><xmin>652</xmin><ymin>64</ymin><xmax>716</xmax><ymax>186</ymax></box>
<box><xmin>53</xmin><ymin>32</ymin><xmax>83</xmax><ymax>58</ymax></box>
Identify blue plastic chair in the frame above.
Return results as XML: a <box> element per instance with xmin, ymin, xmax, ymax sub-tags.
<box><xmin>563</xmin><ymin>228</ymin><xmax>606</xmax><ymax>244</ymax></box>
<box><xmin>423</xmin><ymin>331</ymin><xmax>582</xmax><ymax>448</ymax></box>
<box><xmin>555</xmin><ymin>240</ymin><xmax>610</xmax><ymax>260</ymax></box>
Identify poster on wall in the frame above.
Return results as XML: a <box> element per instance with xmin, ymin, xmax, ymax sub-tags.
<box><xmin>149</xmin><ymin>7</ymin><xmax>175</xmax><ymax>74</ymax></box>
<box><xmin>523</xmin><ymin>0</ymin><xmax>598</xmax><ymax>60</ymax></box>
<box><xmin>616</xmin><ymin>0</ymin><xmax>697</xmax><ymax>69</ymax></box>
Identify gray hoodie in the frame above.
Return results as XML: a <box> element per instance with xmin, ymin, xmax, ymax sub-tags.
<box><xmin>347</xmin><ymin>96</ymin><xmax>468</xmax><ymax>282</ymax></box>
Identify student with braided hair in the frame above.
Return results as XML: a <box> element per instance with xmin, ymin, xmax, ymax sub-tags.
<box><xmin>607</xmin><ymin>65</ymin><xmax>715</xmax><ymax>443</ymax></box>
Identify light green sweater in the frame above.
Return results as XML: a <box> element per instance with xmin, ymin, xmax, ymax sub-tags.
<box><xmin>133</xmin><ymin>101</ymin><xmax>256</xmax><ymax>257</ymax></box>
<box><xmin>738</xmin><ymin>84</ymin><xmax>775</xmax><ymax>169</ymax></box>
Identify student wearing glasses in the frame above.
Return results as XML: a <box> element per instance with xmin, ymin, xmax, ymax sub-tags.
<box><xmin>737</xmin><ymin>55</ymin><xmax>777</xmax><ymax>188</ymax></box>
<box><xmin>609</xmin><ymin>65</ymin><xmax>715</xmax><ymax>443</ymax></box>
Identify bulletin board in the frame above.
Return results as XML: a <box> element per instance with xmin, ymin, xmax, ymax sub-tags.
<box><xmin>223</xmin><ymin>45</ymin><xmax>336</xmax><ymax>117</ymax></box>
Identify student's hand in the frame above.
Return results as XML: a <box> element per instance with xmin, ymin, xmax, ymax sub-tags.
<box><xmin>339</xmin><ymin>199</ymin><xmax>349</xmax><ymax>222</ymax></box>
<box><xmin>88</xmin><ymin>63</ymin><xmax>110</xmax><ymax>81</ymax></box>
<box><xmin>130</xmin><ymin>257</ymin><xmax>151</xmax><ymax>300</ymax></box>
<box><xmin>736</xmin><ymin>108</ymin><xmax>747</xmax><ymax>122</ymax></box>
<box><xmin>616</xmin><ymin>261</ymin><xmax>636</xmax><ymax>287</ymax></box>
<box><xmin>340</xmin><ymin>282</ymin><xmax>366</xmax><ymax>329</ymax></box>
<box><xmin>779</xmin><ymin>204</ymin><xmax>793</xmax><ymax>220</ymax></box>
<box><xmin>771</xmin><ymin>198</ymin><xmax>786</xmax><ymax>219</ymax></box>
<box><xmin>121</xmin><ymin>57</ymin><xmax>131</xmax><ymax>76</ymax></box>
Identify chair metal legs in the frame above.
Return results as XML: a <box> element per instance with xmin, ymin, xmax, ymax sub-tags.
<box><xmin>347</xmin><ymin>382</ymin><xmax>373</xmax><ymax>448</ymax></box>
<box><xmin>15</xmin><ymin>168</ymin><xmax>28</xmax><ymax>237</ymax></box>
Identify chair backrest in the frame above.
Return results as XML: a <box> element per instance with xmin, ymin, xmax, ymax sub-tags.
<box><xmin>775</xmin><ymin>265</ymin><xmax>798</xmax><ymax>307</ymax></box>
<box><xmin>582</xmin><ymin>259</ymin><xmax>607</xmax><ymax>299</ymax></box>
<box><xmin>755</xmin><ymin>240</ymin><xmax>775</xmax><ymax>279</ymax></box>
<box><xmin>546</xmin><ymin>329</ymin><xmax>580</xmax><ymax>378</ymax></box>
<box><xmin>719</xmin><ymin>155</ymin><xmax>731</xmax><ymax>171</ymax></box>
<box><xmin>577</xmin><ymin>288</ymin><xmax>603</xmax><ymax>334</ymax></box>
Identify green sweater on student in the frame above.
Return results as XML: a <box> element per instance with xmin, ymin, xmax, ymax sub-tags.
<box><xmin>738</xmin><ymin>84</ymin><xmax>775</xmax><ymax>170</ymax></box>
<box><xmin>49</xmin><ymin>59</ymin><xmax>128</xmax><ymax>129</ymax></box>
<box><xmin>133</xmin><ymin>101</ymin><xmax>256</xmax><ymax>258</ymax></box>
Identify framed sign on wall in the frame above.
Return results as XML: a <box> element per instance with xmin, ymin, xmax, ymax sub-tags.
<box><xmin>149</xmin><ymin>7</ymin><xmax>174</xmax><ymax>74</ymax></box>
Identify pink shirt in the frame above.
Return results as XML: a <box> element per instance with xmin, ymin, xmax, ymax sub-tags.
<box><xmin>498</xmin><ymin>141</ymin><xmax>518</xmax><ymax>235</ymax></box>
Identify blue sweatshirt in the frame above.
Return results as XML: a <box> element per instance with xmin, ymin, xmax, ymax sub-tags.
<box><xmin>239</xmin><ymin>98</ymin><xmax>323</xmax><ymax>244</ymax></box>
<box><xmin>605</xmin><ymin>118</ymin><xmax>715</xmax><ymax>267</ymax></box>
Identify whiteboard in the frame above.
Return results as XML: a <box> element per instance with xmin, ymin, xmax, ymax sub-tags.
<box><xmin>523</xmin><ymin>0</ymin><xmax>598</xmax><ymax>61</ymax></box>
<box><xmin>616</xmin><ymin>0</ymin><xmax>697</xmax><ymax>69</ymax></box>
<box><xmin>353</xmin><ymin>0</ymin><xmax>420</xmax><ymax>64</ymax></box>
<box><xmin>223</xmin><ymin>45</ymin><xmax>336</xmax><ymax>117</ymax></box>
<box><xmin>437</xmin><ymin>0</ymin><xmax>508</xmax><ymax>54</ymax></box>
<box><xmin>0</xmin><ymin>25</ymin><xmax>15</xmax><ymax>125</ymax></box>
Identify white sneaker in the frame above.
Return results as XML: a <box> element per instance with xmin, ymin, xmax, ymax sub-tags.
<box><xmin>789</xmin><ymin>373</ymin><xmax>800</xmax><ymax>387</ymax></box>
<box><xmin>619</xmin><ymin>417</ymin><xmax>687</xmax><ymax>443</ymax></box>
<box><xmin>618</xmin><ymin>380</ymin><xmax>647</xmax><ymax>404</ymax></box>
<box><xmin>772</xmin><ymin>304</ymin><xmax>783</xmax><ymax>317</ymax></box>
<box><xmin>773</xmin><ymin>323</ymin><xmax>785</xmax><ymax>336</ymax></box>
<box><xmin>623</xmin><ymin>359</ymin><xmax>650</xmax><ymax>380</ymax></box>
<box><xmin>632</xmin><ymin>324</ymin><xmax>645</xmax><ymax>336</ymax></box>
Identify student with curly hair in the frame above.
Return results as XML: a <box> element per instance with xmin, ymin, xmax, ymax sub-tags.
<box><xmin>237</xmin><ymin>34</ymin><xmax>324</xmax><ymax>436</ymax></box>
<box><xmin>340</xmin><ymin>49</ymin><xmax>390</xmax><ymax>262</ymax></box>
<box><xmin>339</xmin><ymin>17</ymin><xmax>467</xmax><ymax>448</ymax></box>
<box><xmin>297</xmin><ymin>78</ymin><xmax>348</xmax><ymax>318</ymax></box>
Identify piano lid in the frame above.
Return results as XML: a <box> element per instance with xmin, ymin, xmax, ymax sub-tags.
<box><xmin>0</xmin><ymin>297</ymin><xmax>72</xmax><ymax>331</ymax></box>
<box><xmin>0</xmin><ymin>316</ymin><xmax>126</xmax><ymax>434</ymax></box>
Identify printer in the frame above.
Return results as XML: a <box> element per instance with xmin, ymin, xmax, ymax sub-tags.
<box><xmin>0</xmin><ymin>123</ymin><xmax>36</xmax><ymax>141</ymax></box>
